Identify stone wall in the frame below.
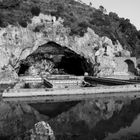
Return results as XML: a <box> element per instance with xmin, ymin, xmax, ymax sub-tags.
<box><xmin>98</xmin><ymin>57</ymin><xmax>137</xmax><ymax>78</ymax></box>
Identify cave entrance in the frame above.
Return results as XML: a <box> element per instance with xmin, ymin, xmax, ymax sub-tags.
<box><xmin>18</xmin><ymin>41</ymin><xmax>92</xmax><ymax>76</ymax></box>
<box><xmin>58</xmin><ymin>55</ymin><xmax>89</xmax><ymax>76</ymax></box>
<box><xmin>18</xmin><ymin>63</ymin><xmax>30</xmax><ymax>75</ymax></box>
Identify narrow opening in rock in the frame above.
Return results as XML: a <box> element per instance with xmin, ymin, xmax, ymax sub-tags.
<box><xmin>18</xmin><ymin>63</ymin><xmax>30</xmax><ymax>75</ymax></box>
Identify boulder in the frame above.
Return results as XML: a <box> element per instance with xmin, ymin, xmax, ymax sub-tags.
<box><xmin>30</xmin><ymin>121</ymin><xmax>55</xmax><ymax>140</ymax></box>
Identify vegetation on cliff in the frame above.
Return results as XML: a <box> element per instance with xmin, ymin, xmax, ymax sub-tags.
<box><xmin>0</xmin><ymin>0</ymin><xmax>140</xmax><ymax>56</ymax></box>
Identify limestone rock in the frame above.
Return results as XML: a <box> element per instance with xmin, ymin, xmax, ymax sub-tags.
<box><xmin>0</xmin><ymin>49</ymin><xmax>9</xmax><ymax>69</ymax></box>
<box><xmin>30</xmin><ymin>121</ymin><xmax>55</xmax><ymax>140</ymax></box>
<box><xmin>0</xmin><ymin>13</ymin><xmax>130</xmax><ymax>76</ymax></box>
<box><xmin>0</xmin><ymin>65</ymin><xmax>18</xmax><ymax>82</ymax></box>
<box><xmin>97</xmin><ymin>56</ymin><xmax>116</xmax><ymax>76</ymax></box>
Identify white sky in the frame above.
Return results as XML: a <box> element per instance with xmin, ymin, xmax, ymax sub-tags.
<box><xmin>82</xmin><ymin>0</ymin><xmax>140</xmax><ymax>30</ymax></box>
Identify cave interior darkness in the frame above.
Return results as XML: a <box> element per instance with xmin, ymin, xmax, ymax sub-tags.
<box><xmin>57</xmin><ymin>52</ymin><xmax>91</xmax><ymax>76</ymax></box>
<box><xmin>18</xmin><ymin>42</ymin><xmax>92</xmax><ymax>76</ymax></box>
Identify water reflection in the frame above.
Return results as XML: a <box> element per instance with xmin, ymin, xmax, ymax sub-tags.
<box><xmin>3</xmin><ymin>98</ymin><xmax>140</xmax><ymax>140</ymax></box>
<box><xmin>105</xmin><ymin>109</ymin><xmax>140</xmax><ymax>140</ymax></box>
<box><xmin>30</xmin><ymin>98</ymin><xmax>140</xmax><ymax>140</ymax></box>
<box><xmin>92</xmin><ymin>98</ymin><xmax>140</xmax><ymax>140</ymax></box>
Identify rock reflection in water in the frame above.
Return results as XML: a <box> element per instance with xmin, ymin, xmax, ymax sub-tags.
<box><xmin>105</xmin><ymin>114</ymin><xmax>140</xmax><ymax>140</ymax></box>
<box><xmin>49</xmin><ymin>98</ymin><xmax>140</xmax><ymax>140</ymax></box>
<box><xmin>1</xmin><ymin>98</ymin><xmax>140</xmax><ymax>139</ymax></box>
<box><xmin>92</xmin><ymin>98</ymin><xmax>140</xmax><ymax>140</ymax></box>
<box><xmin>105</xmin><ymin>100</ymin><xmax>140</xmax><ymax>140</ymax></box>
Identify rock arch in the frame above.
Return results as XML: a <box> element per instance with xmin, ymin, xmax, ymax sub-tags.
<box><xmin>18</xmin><ymin>41</ymin><xmax>93</xmax><ymax>76</ymax></box>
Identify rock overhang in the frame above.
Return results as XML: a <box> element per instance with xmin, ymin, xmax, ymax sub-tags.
<box><xmin>0</xmin><ymin>13</ymin><xmax>132</xmax><ymax>78</ymax></box>
<box><xmin>18</xmin><ymin>41</ymin><xmax>92</xmax><ymax>76</ymax></box>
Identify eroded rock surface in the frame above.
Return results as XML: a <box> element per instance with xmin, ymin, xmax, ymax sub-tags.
<box><xmin>0</xmin><ymin>13</ymin><xmax>130</xmax><ymax>76</ymax></box>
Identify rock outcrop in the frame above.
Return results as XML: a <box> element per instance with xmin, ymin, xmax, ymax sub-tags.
<box><xmin>30</xmin><ymin>121</ymin><xmax>55</xmax><ymax>140</ymax></box>
<box><xmin>0</xmin><ymin>13</ymin><xmax>130</xmax><ymax>76</ymax></box>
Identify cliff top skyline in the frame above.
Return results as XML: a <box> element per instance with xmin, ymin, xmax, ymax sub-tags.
<box><xmin>83</xmin><ymin>0</ymin><xmax>140</xmax><ymax>30</ymax></box>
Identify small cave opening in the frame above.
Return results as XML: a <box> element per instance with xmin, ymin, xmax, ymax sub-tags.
<box><xmin>18</xmin><ymin>63</ymin><xmax>30</xmax><ymax>75</ymax></box>
<box><xmin>17</xmin><ymin>41</ymin><xmax>93</xmax><ymax>76</ymax></box>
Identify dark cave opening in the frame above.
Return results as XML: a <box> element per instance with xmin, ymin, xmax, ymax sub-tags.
<box><xmin>17</xmin><ymin>42</ymin><xmax>93</xmax><ymax>76</ymax></box>
<box><xmin>124</xmin><ymin>59</ymin><xmax>137</xmax><ymax>75</ymax></box>
<box><xmin>57</xmin><ymin>55</ymin><xmax>89</xmax><ymax>76</ymax></box>
<box><xmin>18</xmin><ymin>63</ymin><xmax>30</xmax><ymax>75</ymax></box>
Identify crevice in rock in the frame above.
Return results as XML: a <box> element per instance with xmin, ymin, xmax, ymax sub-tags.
<box><xmin>17</xmin><ymin>63</ymin><xmax>30</xmax><ymax>75</ymax></box>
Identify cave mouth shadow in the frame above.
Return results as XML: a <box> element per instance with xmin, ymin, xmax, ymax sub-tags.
<box><xmin>18</xmin><ymin>41</ymin><xmax>92</xmax><ymax>76</ymax></box>
<box><xmin>57</xmin><ymin>55</ymin><xmax>90</xmax><ymax>76</ymax></box>
<box><xmin>17</xmin><ymin>63</ymin><xmax>30</xmax><ymax>75</ymax></box>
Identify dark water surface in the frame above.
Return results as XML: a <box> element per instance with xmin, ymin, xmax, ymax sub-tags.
<box><xmin>49</xmin><ymin>98</ymin><xmax>140</xmax><ymax>140</ymax></box>
<box><xmin>90</xmin><ymin>99</ymin><xmax>140</xmax><ymax>140</ymax></box>
<box><xmin>1</xmin><ymin>98</ymin><xmax>140</xmax><ymax>140</ymax></box>
<box><xmin>104</xmin><ymin>98</ymin><xmax>140</xmax><ymax>140</ymax></box>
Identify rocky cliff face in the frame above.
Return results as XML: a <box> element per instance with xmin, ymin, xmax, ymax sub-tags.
<box><xmin>0</xmin><ymin>13</ymin><xmax>130</xmax><ymax>77</ymax></box>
